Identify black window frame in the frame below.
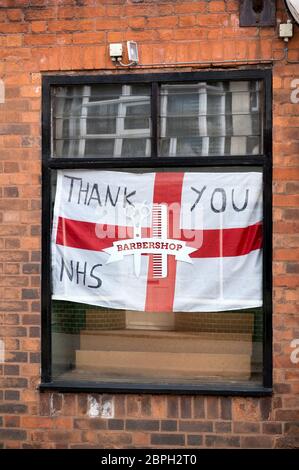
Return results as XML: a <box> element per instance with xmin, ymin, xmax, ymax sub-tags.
<box><xmin>41</xmin><ymin>69</ymin><xmax>272</xmax><ymax>396</ymax></box>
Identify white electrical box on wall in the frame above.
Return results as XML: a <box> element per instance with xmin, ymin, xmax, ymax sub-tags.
<box><xmin>279</xmin><ymin>21</ymin><xmax>294</xmax><ymax>40</ymax></box>
<box><xmin>109</xmin><ymin>43</ymin><xmax>123</xmax><ymax>60</ymax></box>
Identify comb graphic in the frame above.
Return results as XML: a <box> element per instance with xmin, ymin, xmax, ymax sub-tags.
<box><xmin>151</xmin><ymin>204</ymin><xmax>168</xmax><ymax>279</ymax></box>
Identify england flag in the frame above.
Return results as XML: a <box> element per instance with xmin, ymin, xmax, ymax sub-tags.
<box><xmin>51</xmin><ymin>169</ymin><xmax>263</xmax><ymax>312</ymax></box>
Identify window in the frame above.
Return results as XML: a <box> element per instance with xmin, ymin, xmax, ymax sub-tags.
<box><xmin>42</xmin><ymin>71</ymin><xmax>272</xmax><ymax>394</ymax></box>
<box><xmin>53</xmin><ymin>84</ymin><xmax>151</xmax><ymax>158</ymax></box>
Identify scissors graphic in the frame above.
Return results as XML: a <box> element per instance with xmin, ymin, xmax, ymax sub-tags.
<box><xmin>126</xmin><ymin>203</ymin><xmax>151</xmax><ymax>277</ymax></box>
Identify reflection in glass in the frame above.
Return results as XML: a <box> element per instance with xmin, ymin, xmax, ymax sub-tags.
<box><xmin>159</xmin><ymin>81</ymin><xmax>263</xmax><ymax>157</ymax></box>
<box><xmin>53</xmin><ymin>84</ymin><xmax>151</xmax><ymax>158</ymax></box>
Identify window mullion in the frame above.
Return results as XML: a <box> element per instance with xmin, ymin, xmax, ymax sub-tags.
<box><xmin>151</xmin><ymin>81</ymin><xmax>159</xmax><ymax>157</ymax></box>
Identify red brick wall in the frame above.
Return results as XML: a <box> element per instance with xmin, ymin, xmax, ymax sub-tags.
<box><xmin>0</xmin><ymin>0</ymin><xmax>299</xmax><ymax>449</ymax></box>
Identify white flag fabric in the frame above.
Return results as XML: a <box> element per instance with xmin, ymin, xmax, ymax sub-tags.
<box><xmin>51</xmin><ymin>170</ymin><xmax>263</xmax><ymax>312</ymax></box>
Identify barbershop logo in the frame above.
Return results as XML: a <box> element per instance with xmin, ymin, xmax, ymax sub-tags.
<box><xmin>103</xmin><ymin>203</ymin><xmax>197</xmax><ymax>278</ymax></box>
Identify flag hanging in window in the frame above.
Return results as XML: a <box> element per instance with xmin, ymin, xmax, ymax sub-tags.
<box><xmin>51</xmin><ymin>170</ymin><xmax>262</xmax><ymax>312</ymax></box>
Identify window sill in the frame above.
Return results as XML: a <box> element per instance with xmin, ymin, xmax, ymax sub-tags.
<box><xmin>39</xmin><ymin>381</ymin><xmax>272</xmax><ymax>396</ymax></box>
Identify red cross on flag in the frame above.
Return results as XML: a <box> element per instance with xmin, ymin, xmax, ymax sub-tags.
<box><xmin>52</xmin><ymin>170</ymin><xmax>263</xmax><ymax>312</ymax></box>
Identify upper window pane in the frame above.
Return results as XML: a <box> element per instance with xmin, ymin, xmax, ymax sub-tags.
<box><xmin>159</xmin><ymin>80</ymin><xmax>263</xmax><ymax>157</ymax></box>
<box><xmin>53</xmin><ymin>84</ymin><xmax>151</xmax><ymax>158</ymax></box>
<box><xmin>52</xmin><ymin>80</ymin><xmax>263</xmax><ymax>159</ymax></box>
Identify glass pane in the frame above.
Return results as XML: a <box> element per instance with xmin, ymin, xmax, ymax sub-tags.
<box><xmin>159</xmin><ymin>80</ymin><xmax>263</xmax><ymax>157</ymax></box>
<box><xmin>53</xmin><ymin>84</ymin><xmax>151</xmax><ymax>158</ymax></box>
<box><xmin>86</xmin><ymin>118</ymin><xmax>116</xmax><ymax>135</ymax></box>
<box><xmin>51</xmin><ymin>168</ymin><xmax>263</xmax><ymax>387</ymax></box>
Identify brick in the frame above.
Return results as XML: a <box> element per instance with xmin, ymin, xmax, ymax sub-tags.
<box><xmin>3</xmin><ymin>187</ymin><xmax>19</xmax><ymax>198</ymax></box>
<box><xmin>4</xmin><ymin>416</ymin><xmax>20</xmax><ymax>427</ymax></box>
<box><xmin>5</xmin><ymin>239</ymin><xmax>21</xmax><ymax>249</ymax></box>
<box><xmin>95</xmin><ymin>432</ymin><xmax>133</xmax><ymax>448</ymax></box>
<box><xmin>147</xmin><ymin>16</ymin><xmax>177</xmax><ymax>28</ymax></box>
<box><xmin>4</xmin><ymin>365</ymin><xmax>19</xmax><ymax>375</ymax></box>
<box><xmin>193</xmin><ymin>397</ymin><xmax>205</xmax><ymax>418</ymax></box>
<box><xmin>31</xmin><ymin>21</ymin><xmax>47</xmax><ymax>33</ymax></box>
<box><xmin>95</xmin><ymin>18</ymin><xmax>124</xmax><ymax>30</ymax></box>
<box><xmin>72</xmin><ymin>32</ymin><xmax>105</xmax><ymax>44</ymax></box>
<box><xmin>151</xmin><ymin>396</ymin><xmax>166</xmax><ymax>419</ymax></box>
<box><xmin>233</xmin><ymin>422</ymin><xmax>260</xmax><ymax>433</ymax></box>
<box><xmin>151</xmin><ymin>433</ymin><xmax>185</xmax><ymax>447</ymax></box>
<box><xmin>31</xmin><ymin>302</ymin><xmax>41</xmax><ymax>313</ymax></box>
<box><xmin>241</xmin><ymin>436</ymin><xmax>273</xmax><ymax>449</ymax></box>
<box><xmin>0</xmin><ymin>252</ymin><xmax>29</xmax><ymax>262</ymax></box>
<box><xmin>74</xmin><ymin>418</ymin><xmax>106</xmax><ymax>430</ymax></box>
<box><xmin>22</xmin><ymin>288</ymin><xmax>39</xmax><ymax>299</ymax></box>
<box><xmin>126</xmin><ymin>419</ymin><xmax>159</xmax><ymax>431</ymax></box>
<box><xmin>0</xmin><ymin>429</ymin><xmax>27</xmax><ymax>441</ymax></box>
<box><xmin>29</xmin><ymin>326</ymin><xmax>40</xmax><ymax>338</ymax></box>
<box><xmin>2</xmin><ymin>326</ymin><xmax>26</xmax><ymax>337</ymax></box>
<box><xmin>128</xmin><ymin>17</ymin><xmax>146</xmax><ymax>29</ymax></box>
<box><xmin>276</xmin><ymin>410</ymin><xmax>299</xmax><ymax>421</ymax></box>
<box><xmin>114</xmin><ymin>395</ymin><xmax>126</xmax><ymax>418</ymax></box>
<box><xmin>59</xmin><ymin>6</ymin><xmax>105</xmax><ymax>19</ymax></box>
<box><xmin>7</xmin><ymin>9</ymin><xmax>23</xmax><ymax>22</ymax></box>
<box><xmin>179</xmin><ymin>420</ymin><xmax>213</xmax><ymax>432</ymax></box>
<box><xmin>22</xmin><ymin>314</ymin><xmax>40</xmax><ymax>325</ymax></box>
<box><xmin>21</xmin><ymin>338</ymin><xmax>40</xmax><ymax>352</ymax></box>
<box><xmin>0</xmin><ymin>276</ymin><xmax>28</xmax><ymax>287</ymax></box>
<box><xmin>220</xmin><ymin>397</ymin><xmax>232</xmax><ymax>420</ymax></box>
<box><xmin>108</xmin><ymin>419</ymin><xmax>124</xmax><ymax>430</ymax></box>
<box><xmin>275</xmin><ymin>437</ymin><xmax>299</xmax><ymax>449</ymax></box>
<box><xmin>25</xmin><ymin>9</ymin><xmax>57</xmax><ymax>21</ymax></box>
<box><xmin>29</xmin><ymin>352</ymin><xmax>40</xmax><ymax>363</ymax></box>
<box><xmin>175</xmin><ymin>2</ymin><xmax>206</xmax><ymax>14</ymax></box>
<box><xmin>187</xmin><ymin>434</ymin><xmax>203</xmax><ymax>446</ymax></box>
<box><xmin>198</xmin><ymin>13</ymin><xmax>228</xmax><ymax>27</ymax></box>
<box><xmin>208</xmin><ymin>1</ymin><xmax>226</xmax><ymax>12</ymax></box>
<box><xmin>126</xmin><ymin>395</ymin><xmax>151</xmax><ymax>417</ymax></box>
<box><xmin>180</xmin><ymin>396</ymin><xmax>192</xmax><ymax>419</ymax></box>
<box><xmin>232</xmin><ymin>398</ymin><xmax>260</xmax><ymax>421</ymax></box>
<box><xmin>5</xmin><ymin>352</ymin><xmax>28</xmax><ymax>363</ymax></box>
<box><xmin>22</xmin><ymin>263</ymin><xmax>40</xmax><ymax>274</ymax></box>
<box><xmin>179</xmin><ymin>15</ymin><xmax>197</xmax><ymax>27</ymax></box>
<box><xmin>273</xmin><ymin>168</ymin><xmax>299</xmax><ymax>181</ymax></box>
<box><xmin>284</xmin><ymin>422</ymin><xmax>299</xmax><ymax>436</ymax></box>
<box><xmin>263</xmin><ymin>423</ymin><xmax>283</xmax><ymax>435</ymax></box>
<box><xmin>4</xmin><ymin>391</ymin><xmax>20</xmax><ymax>401</ymax></box>
<box><xmin>206</xmin><ymin>435</ymin><xmax>240</xmax><ymax>448</ymax></box>
<box><xmin>0</xmin><ymin>23</ymin><xmax>28</xmax><ymax>34</ymax></box>
<box><xmin>0</xmin><ymin>404</ymin><xmax>27</xmax><ymax>414</ymax></box>
<box><xmin>30</xmin><ymin>251</ymin><xmax>41</xmax><ymax>262</ymax></box>
<box><xmin>4</xmin><ymin>263</ymin><xmax>20</xmax><ymax>275</ymax></box>
<box><xmin>206</xmin><ymin>397</ymin><xmax>219</xmax><ymax>419</ymax></box>
<box><xmin>22</xmin><ymin>416</ymin><xmax>72</xmax><ymax>429</ymax></box>
<box><xmin>161</xmin><ymin>420</ymin><xmax>177</xmax><ymax>432</ymax></box>
<box><xmin>215</xmin><ymin>421</ymin><xmax>232</xmax><ymax>433</ymax></box>
<box><xmin>275</xmin><ymin>248</ymin><xmax>299</xmax><ymax>261</ymax></box>
<box><xmin>24</xmin><ymin>34</ymin><xmax>54</xmax><ymax>46</ymax></box>
<box><xmin>260</xmin><ymin>397</ymin><xmax>272</xmax><ymax>421</ymax></box>
<box><xmin>286</xmin><ymin>182</ymin><xmax>299</xmax><ymax>194</ymax></box>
